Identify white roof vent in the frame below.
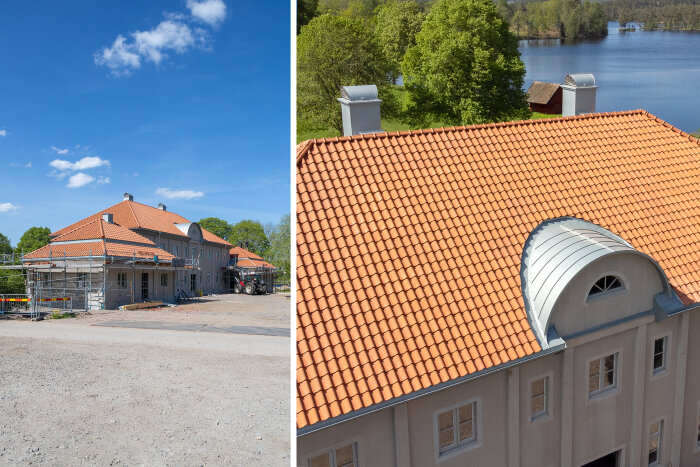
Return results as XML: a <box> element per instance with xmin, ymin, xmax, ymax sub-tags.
<box><xmin>158</xmin><ymin>203</ymin><xmax>167</xmax><ymax>211</ymax></box>
<box><xmin>123</xmin><ymin>192</ymin><xmax>134</xmax><ymax>202</ymax></box>
<box><xmin>561</xmin><ymin>73</ymin><xmax>597</xmax><ymax>117</ymax></box>
<box><xmin>337</xmin><ymin>85</ymin><xmax>383</xmax><ymax>137</ymax></box>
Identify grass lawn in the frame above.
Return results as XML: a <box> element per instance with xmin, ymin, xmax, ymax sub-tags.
<box><xmin>297</xmin><ymin>85</ymin><xmax>562</xmax><ymax>143</ymax></box>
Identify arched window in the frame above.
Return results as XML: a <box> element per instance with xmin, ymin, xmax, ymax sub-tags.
<box><xmin>588</xmin><ymin>275</ymin><xmax>624</xmax><ymax>299</ymax></box>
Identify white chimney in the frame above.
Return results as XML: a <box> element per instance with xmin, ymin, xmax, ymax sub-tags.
<box><xmin>158</xmin><ymin>203</ymin><xmax>167</xmax><ymax>211</ymax></box>
<box><xmin>123</xmin><ymin>192</ymin><xmax>134</xmax><ymax>201</ymax></box>
<box><xmin>561</xmin><ymin>74</ymin><xmax>597</xmax><ymax>117</ymax></box>
<box><xmin>102</xmin><ymin>213</ymin><xmax>113</xmax><ymax>224</ymax></box>
<box><xmin>337</xmin><ymin>85</ymin><xmax>383</xmax><ymax>136</ymax></box>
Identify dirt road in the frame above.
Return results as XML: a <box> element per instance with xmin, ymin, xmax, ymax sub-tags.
<box><xmin>0</xmin><ymin>294</ymin><xmax>290</xmax><ymax>466</ymax></box>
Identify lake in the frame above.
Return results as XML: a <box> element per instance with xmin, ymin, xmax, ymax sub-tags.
<box><xmin>519</xmin><ymin>21</ymin><xmax>700</xmax><ymax>133</ymax></box>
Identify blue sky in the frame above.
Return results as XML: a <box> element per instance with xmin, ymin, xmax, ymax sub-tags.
<box><xmin>0</xmin><ymin>0</ymin><xmax>290</xmax><ymax>246</ymax></box>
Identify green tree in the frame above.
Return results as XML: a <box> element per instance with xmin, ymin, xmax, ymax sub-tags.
<box><xmin>0</xmin><ymin>270</ymin><xmax>24</xmax><ymax>295</ymax></box>
<box><xmin>402</xmin><ymin>0</ymin><xmax>530</xmax><ymax>127</ymax></box>
<box><xmin>297</xmin><ymin>14</ymin><xmax>397</xmax><ymax>134</ymax></box>
<box><xmin>298</xmin><ymin>0</ymin><xmax>319</xmax><ymax>33</ymax></box>
<box><xmin>198</xmin><ymin>217</ymin><xmax>233</xmax><ymax>241</ymax></box>
<box><xmin>0</xmin><ymin>233</ymin><xmax>12</xmax><ymax>255</ymax></box>
<box><xmin>229</xmin><ymin>220</ymin><xmax>271</xmax><ymax>257</ymax></box>
<box><xmin>16</xmin><ymin>227</ymin><xmax>51</xmax><ymax>254</ymax></box>
<box><xmin>374</xmin><ymin>0</ymin><xmax>426</xmax><ymax>81</ymax></box>
<box><xmin>264</xmin><ymin>214</ymin><xmax>291</xmax><ymax>281</ymax></box>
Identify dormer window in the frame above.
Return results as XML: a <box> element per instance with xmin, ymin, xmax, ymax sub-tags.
<box><xmin>588</xmin><ymin>275</ymin><xmax>624</xmax><ymax>300</ymax></box>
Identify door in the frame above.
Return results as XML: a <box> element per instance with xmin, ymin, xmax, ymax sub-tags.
<box><xmin>141</xmin><ymin>273</ymin><xmax>149</xmax><ymax>301</ymax></box>
<box><xmin>191</xmin><ymin>274</ymin><xmax>197</xmax><ymax>292</ymax></box>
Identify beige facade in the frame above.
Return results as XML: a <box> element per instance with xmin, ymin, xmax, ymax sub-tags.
<box><xmin>298</xmin><ymin>243</ymin><xmax>700</xmax><ymax>466</ymax></box>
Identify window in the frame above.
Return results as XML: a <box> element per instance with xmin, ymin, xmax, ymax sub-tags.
<box><xmin>207</xmin><ymin>272</ymin><xmax>211</xmax><ymax>284</ymax></box>
<box><xmin>216</xmin><ymin>250</ymin><xmax>219</xmax><ymax>260</ymax></box>
<box><xmin>649</xmin><ymin>419</ymin><xmax>663</xmax><ymax>465</ymax></box>
<box><xmin>588</xmin><ymin>275</ymin><xmax>623</xmax><ymax>300</ymax></box>
<box><xmin>531</xmin><ymin>376</ymin><xmax>548</xmax><ymax>420</ymax></box>
<box><xmin>117</xmin><ymin>273</ymin><xmax>127</xmax><ymax>288</ymax></box>
<box><xmin>185</xmin><ymin>246</ymin><xmax>188</xmax><ymax>257</ymax></box>
<box><xmin>652</xmin><ymin>337</ymin><xmax>667</xmax><ymax>374</ymax></box>
<box><xmin>207</xmin><ymin>249</ymin><xmax>211</xmax><ymax>259</ymax></box>
<box><xmin>173</xmin><ymin>245</ymin><xmax>179</xmax><ymax>257</ymax></box>
<box><xmin>160</xmin><ymin>273</ymin><xmax>168</xmax><ymax>287</ymax></box>
<box><xmin>159</xmin><ymin>242</ymin><xmax>166</xmax><ymax>251</ymax></box>
<box><xmin>309</xmin><ymin>443</ymin><xmax>356</xmax><ymax>467</ymax></box>
<box><xmin>438</xmin><ymin>401</ymin><xmax>477</xmax><ymax>455</ymax></box>
<box><xmin>589</xmin><ymin>353</ymin><xmax>617</xmax><ymax>397</ymax></box>
<box><xmin>77</xmin><ymin>272</ymin><xmax>88</xmax><ymax>288</ymax></box>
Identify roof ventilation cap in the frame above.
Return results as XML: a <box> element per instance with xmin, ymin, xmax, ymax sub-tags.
<box><xmin>158</xmin><ymin>203</ymin><xmax>167</xmax><ymax>211</ymax></box>
<box><xmin>337</xmin><ymin>85</ymin><xmax>383</xmax><ymax>137</ymax></box>
<box><xmin>123</xmin><ymin>192</ymin><xmax>134</xmax><ymax>202</ymax></box>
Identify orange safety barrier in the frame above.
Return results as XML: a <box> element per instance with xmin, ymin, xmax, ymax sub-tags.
<box><xmin>0</xmin><ymin>297</ymin><xmax>70</xmax><ymax>302</ymax></box>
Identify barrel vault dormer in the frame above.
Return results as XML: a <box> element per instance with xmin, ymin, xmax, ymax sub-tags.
<box><xmin>521</xmin><ymin>217</ymin><xmax>681</xmax><ymax>347</ymax></box>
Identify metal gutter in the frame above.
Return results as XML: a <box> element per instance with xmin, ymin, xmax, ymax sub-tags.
<box><xmin>297</xmin><ymin>340</ymin><xmax>566</xmax><ymax>437</ymax></box>
<box><xmin>298</xmin><ymin>300</ymin><xmax>700</xmax><ymax>438</ymax></box>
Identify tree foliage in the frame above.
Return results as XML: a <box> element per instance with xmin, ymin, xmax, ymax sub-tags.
<box><xmin>0</xmin><ymin>233</ymin><xmax>12</xmax><ymax>255</ymax></box>
<box><xmin>198</xmin><ymin>217</ymin><xmax>234</xmax><ymax>242</ymax></box>
<box><xmin>0</xmin><ymin>270</ymin><xmax>24</xmax><ymax>295</ymax></box>
<box><xmin>264</xmin><ymin>214</ymin><xmax>291</xmax><ymax>281</ymax></box>
<box><xmin>16</xmin><ymin>227</ymin><xmax>51</xmax><ymax>254</ymax></box>
<box><xmin>229</xmin><ymin>220</ymin><xmax>271</xmax><ymax>257</ymax></box>
<box><xmin>604</xmin><ymin>1</ymin><xmax>700</xmax><ymax>30</ymax></box>
<box><xmin>297</xmin><ymin>13</ymin><xmax>397</xmax><ymax>133</ymax></box>
<box><xmin>298</xmin><ymin>0</ymin><xmax>319</xmax><ymax>33</ymax></box>
<box><xmin>502</xmin><ymin>0</ymin><xmax>607</xmax><ymax>38</ymax></box>
<box><xmin>374</xmin><ymin>0</ymin><xmax>426</xmax><ymax>81</ymax></box>
<box><xmin>402</xmin><ymin>0</ymin><xmax>530</xmax><ymax>127</ymax></box>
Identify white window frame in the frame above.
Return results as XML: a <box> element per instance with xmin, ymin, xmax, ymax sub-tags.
<box><xmin>586</xmin><ymin>350</ymin><xmax>621</xmax><ymax>401</ymax></box>
<box><xmin>307</xmin><ymin>441</ymin><xmax>358</xmax><ymax>467</ymax></box>
<box><xmin>648</xmin><ymin>418</ymin><xmax>663</xmax><ymax>466</ymax></box>
<box><xmin>529</xmin><ymin>372</ymin><xmax>553</xmax><ymax>423</ymax></box>
<box><xmin>650</xmin><ymin>334</ymin><xmax>670</xmax><ymax>378</ymax></box>
<box><xmin>586</xmin><ymin>272</ymin><xmax>627</xmax><ymax>303</ymax></box>
<box><xmin>434</xmin><ymin>398</ymin><xmax>481</xmax><ymax>462</ymax></box>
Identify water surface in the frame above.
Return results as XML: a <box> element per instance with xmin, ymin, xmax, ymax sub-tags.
<box><xmin>519</xmin><ymin>22</ymin><xmax>700</xmax><ymax>133</ymax></box>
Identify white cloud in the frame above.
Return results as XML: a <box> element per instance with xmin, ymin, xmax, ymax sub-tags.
<box><xmin>9</xmin><ymin>162</ymin><xmax>31</xmax><ymax>168</ymax></box>
<box><xmin>66</xmin><ymin>173</ymin><xmax>95</xmax><ymax>188</ymax></box>
<box><xmin>156</xmin><ymin>188</ymin><xmax>204</xmax><ymax>199</ymax></box>
<box><xmin>49</xmin><ymin>156</ymin><xmax>110</xmax><ymax>171</ymax></box>
<box><xmin>187</xmin><ymin>0</ymin><xmax>226</xmax><ymax>25</ymax></box>
<box><xmin>0</xmin><ymin>130</ymin><xmax>6</xmax><ymax>137</ymax></box>
<box><xmin>132</xmin><ymin>20</ymin><xmax>199</xmax><ymax>65</ymax></box>
<box><xmin>97</xmin><ymin>176</ymin><xmax>110</xmax><ymax>185</ymax></box>
<box><xmin>95</xmin><ymin>2</ymin><xmax>225</xmax><ymax>76</ymax></box>
<box><xmin>51</xmin><ymin>146</ymin><xmax>69</xmax><ymax>155</ymax></box>
<box><xmin>0</xmin><ymin>202</ymin><xmax>18</xmax><ymax>213</ymax></box>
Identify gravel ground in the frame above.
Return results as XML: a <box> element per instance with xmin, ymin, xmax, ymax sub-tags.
<box><xmin>0</xmin><ymin>294</ymin><xmax>290</xmax><ymax>466</ymax></box>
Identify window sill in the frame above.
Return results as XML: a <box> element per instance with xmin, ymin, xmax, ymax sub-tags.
<box><xmin>587</xmin><ymin>386</ymin><xmax>619</xmax><ymax>403</ymax></box>
<box><xmin>437</xmin><ymin>440</ymin><xmax>481</xmax><ymax>463</ymax></box>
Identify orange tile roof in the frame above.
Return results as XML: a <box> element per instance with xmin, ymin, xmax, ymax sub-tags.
<box><xmin>53</xmin><ymin>219</ymin><xmax>155</xmax><ymax>245</ymax></box>
<box><xmin>23</xmin><ymin>241</ymin><xmax>174</xmax><ymax>262</ymax></box>
<box><xmin>51</xmin><ymin>200</ymin><xmax>231</xmax><ymax>246</ymax></box>
<box><xmin>230</xmin><ymin>246</ymin><xmax>277</xmax><ymax>269</ymax></box>
<box><xmin>296</xmin><ymin>110</ymin><xmax>700</xmax><ymax>430</ymax></box>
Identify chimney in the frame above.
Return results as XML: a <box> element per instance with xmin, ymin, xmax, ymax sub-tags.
<box><xmin>102</xmin><ymin>213</ymin><xmax>113</xmax><ymax>224</ymax></box>
<box><xmin>158</xmin><ymin>203</ymin><xmax>167</xmax><ymax>211</ymax></box>
<box><xmin>123</xmin><ymin>192</ymin><xmax>134</xmax><ymax>201</ymax></box>
<box><xmin>337</xmin><ymin>85</ymin><xmax>383</xmax><ymax>136</ymax></box>
<box><xmin>561</xmin><ymin>74</ymin><xmax>597</xmax><ymax>117</ymax></box>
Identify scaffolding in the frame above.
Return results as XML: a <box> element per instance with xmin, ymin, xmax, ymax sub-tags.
<box><xmin>0</xmin><ymin>246</ymin><xmax>196</xmax><ymax>318</ymax></box>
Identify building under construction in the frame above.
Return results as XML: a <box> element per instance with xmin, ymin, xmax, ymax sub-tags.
<box><xmin>12</xmin><ymin>193</ymin><xmax>231</xmax><ymax>313</ymax></box>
